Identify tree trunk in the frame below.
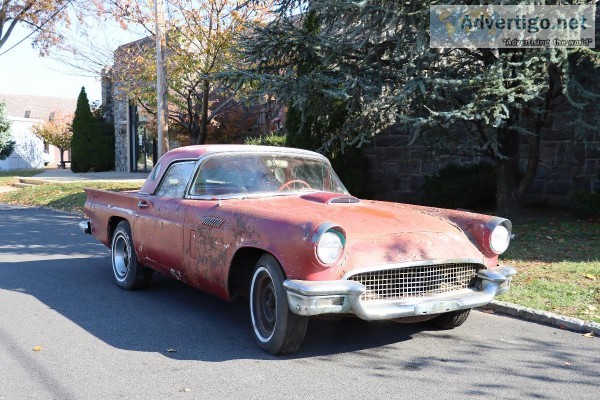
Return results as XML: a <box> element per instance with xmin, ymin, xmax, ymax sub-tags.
<box><xmin>59</xmin><ymin>148</ymin><xmax>66</xmax><ymax>169</ymax></box>
<box><xmin>496</xmin><ymin>127</ymin><xmax>521</xmax><ymax>217</ymax></box>
<box><xmin>197</xmin><ymin>80</ymin><xmax>210</xmax><ymax>145</ymax></box>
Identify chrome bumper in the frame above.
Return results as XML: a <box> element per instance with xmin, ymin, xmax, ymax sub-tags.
<box><xmin>79</xmin><ymin>220</ymin><xmax>91</xmax><ymax>234</ymax></box>
<box><xmin>283</xmin><ymin>265</ymin><xmax>517</xmax><ymax>321</ymax></box>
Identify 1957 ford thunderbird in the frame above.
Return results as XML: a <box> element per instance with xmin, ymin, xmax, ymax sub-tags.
<box><xmin>80</xmin><ymin>145</ymin><xmax>516</xmax><ymax>354</ymax></box>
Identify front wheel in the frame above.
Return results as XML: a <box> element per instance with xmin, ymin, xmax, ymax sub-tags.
<box><xmin>427</xmin><ymin>309</ymin><xmax>471</xmax><ymax>329</ymax></box>
<box><xmin>250</xmin><ymin>254</ymin><xmax>307</xmax><ymax>355</ymax></box>
<box><xmin>111</xmin><ymin>221</ymin><xmax>153</xmax><ymax>290</ymax></box>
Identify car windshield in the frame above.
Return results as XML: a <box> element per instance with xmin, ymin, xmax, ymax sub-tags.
<box><xmin>189</xmin><ymin>153</ymin><xmax>348</xmax><ymax>198</ymax></box>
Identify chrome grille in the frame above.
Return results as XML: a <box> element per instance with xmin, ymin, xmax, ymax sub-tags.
<box><xmin>347</xmin><ymin>263</ymin><xmax>481</xmax><ymax>301</ymax></box>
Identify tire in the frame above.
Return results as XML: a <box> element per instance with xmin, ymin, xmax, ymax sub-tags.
<box><xmin>427</xmin><ymin>309</ymin><xmax>471</xmax><ymax>329</ymax></box>
<box><xmin>250</xmin><ymin>254</ymin><xmax>308</xmax><ymax>355</ymax></box>
<box><xmin>111</xmin><ymin>221</ymin><xmax>152</xmax><ymax>290</ymax></box>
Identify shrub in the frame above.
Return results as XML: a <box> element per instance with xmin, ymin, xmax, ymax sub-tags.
<box><xmin>0</xmin><ymin>101</ymin><xmax>15</xmax><ymax>160</ymax></box>
<box><xmin>244</xmin><ymin>133</ymin><xmax>286</xmax><ymax>147</ymax></box>
<box><xmin>424</xmin><ymin>163</ymin><xmax>496</xmax><ymax>209</ymax></box>
<box><xmin>573</xmin><ymin>190</ymin><xmax>600</xmax><ymax>218</ymax></box>
<box><xmin>71</xmin><ymin>87</ymin><xmax>114</xmax><ymax>172</ymax></box>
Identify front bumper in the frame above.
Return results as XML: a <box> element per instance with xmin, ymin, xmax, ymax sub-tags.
<box><xmin>283</xmin><ymin>265</ymin><xmax>516</xmax><ymax>321</ymax></box>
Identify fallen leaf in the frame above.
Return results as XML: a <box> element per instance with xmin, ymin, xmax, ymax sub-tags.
<box><xmin>583</xmin><ymin>332</ymin><xmax>594</xmax><ymax>338</ymax></box>
<box><xmin>166</xmin><ymin>348</ymin><xmax>178</xmax><ymax>353</ymax></box>
<box><xmin>584</xmin><ymin>274</ymin><xmax>597</xmax><ymax>281</ymax></box>
<box><xmin>179</xmin><ymin>388</ymin><xmax>191</xmax><ymax>393</ymax></box>
<box><xmin>588</xmin><ymin>305</ymin><xmax>598</xmax><ymax>311</ymax></box>
<box><xmin>559</xmin><ymin>324</ymin><xmax>567</xmax><ymax>330</ymax></box>
<box><xmin>481</xmin><ymin>309</ymin><xmax>495</xmax><ymax>314</ymax></box>
<box><xmin>563</xmin><ymin>362</ymin><xmax>572</xmax><ymax>366</ymax></box>
<box><xmin>546</xmin><ymin>236</ymin><xmax>553</xmax><ymax>240</ymax></box>
<box><xmin>32</xmin><ymin>346</ymin><xmax>43</xmax><ymax>352</ymax></box>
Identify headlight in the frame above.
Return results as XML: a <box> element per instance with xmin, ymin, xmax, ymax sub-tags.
<box><xmin>316</xmin><ymin>230</ymin><xmax>344</xmax><ymax>264</ymax></box>
<box><xmin>490</xmin><ymin>223</ymin><xmax>511</xmax><ymax>254</ymax></box>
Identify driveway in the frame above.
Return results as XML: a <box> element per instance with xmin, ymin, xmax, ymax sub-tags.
<box><xmin>1</xmin><ymin>204</ymin><xmax>599</xmax><ymax>399</ymax></box>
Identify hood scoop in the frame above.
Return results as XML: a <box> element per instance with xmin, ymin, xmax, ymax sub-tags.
<box><xmin>300</xmin><ymin>193</ymin><xmax>360</xmax><ymax>204</ymax></box>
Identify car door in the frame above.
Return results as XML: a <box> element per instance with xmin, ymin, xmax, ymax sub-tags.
<box><xmin>134</xmin><ymin>160</ymin><xmax>196</xmax><ymax>276</ymax></box>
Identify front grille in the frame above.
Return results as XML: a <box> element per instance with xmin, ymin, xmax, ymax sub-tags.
<box><xmin>347</xmin><ymin>263</ymin><xmax>481</xmax><ymax>301</ymax></box>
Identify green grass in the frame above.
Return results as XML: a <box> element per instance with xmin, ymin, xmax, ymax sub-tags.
<box><xmin>0</xmin><ymin>181</ymin><xmax>141</xmax><ymax>214</ymax></box>
<box><xmin>500</xmin><ymin>212</ymin><xmax>600</xmax><ymax>323</ymax></box>
<box><xmin>0</xmin><ymin>169</ymin><xmax>44</xmax><ymax>186</ymax></box>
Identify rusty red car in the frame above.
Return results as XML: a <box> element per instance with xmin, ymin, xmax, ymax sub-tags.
<box><xmin>80</xmin><ymin>145</ymin><xmax>516</xmax><ymax>354</ymax></box>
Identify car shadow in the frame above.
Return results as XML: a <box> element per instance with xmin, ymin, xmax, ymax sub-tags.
<box><xmin>0</xmin><ymin>253</ymin><xmax>427</xmax><ymax>361</ymax></box>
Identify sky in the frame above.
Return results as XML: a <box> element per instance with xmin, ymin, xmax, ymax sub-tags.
<box><xmin>0</xmin><ymin>22</ymin><xmax>143</xmax><ymax>105</ymax></box>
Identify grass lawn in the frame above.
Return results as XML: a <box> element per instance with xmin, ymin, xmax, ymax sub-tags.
<box><xmin>500</xmin><ymin>211</ymin><xmax>600</xmax><ymax>324</ymax></box>
<box><xmin>0</xmin><ymin>181</ymin><xmax>141</xmax><ymax>214</ymax></box>
<box><xmin>0</xmin><ymin>169</ymin><xmax>44</xmax><ymax>186</ymax></box>
<box><xmin>0</xmin><ymin>179</ymin><xmax>598</xmax><ymax>323</ymax></box>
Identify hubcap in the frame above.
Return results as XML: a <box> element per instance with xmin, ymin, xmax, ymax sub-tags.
<box><xmin>112</xmin><ymin>234</ymin><xmax>129</xmax><ymax>280</ymax></box>
<box><xmin>251</xmin><ymin>267</ymin><xmax>277</xmax><ymax>342</ymax></box>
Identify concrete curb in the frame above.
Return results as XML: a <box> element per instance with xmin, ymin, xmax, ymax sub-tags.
<box><xmin>480</xmin><ymin>300</ymin><xmax>600</xmax><ymax>336</ymax></box>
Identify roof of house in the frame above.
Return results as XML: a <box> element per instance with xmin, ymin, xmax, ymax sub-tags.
<box><xmin>0</xmin><ymin>93</ymin><xmax>77</xmax><ymax>121</ymax></box>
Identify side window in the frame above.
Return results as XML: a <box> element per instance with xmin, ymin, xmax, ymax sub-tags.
<box><xmin>154</xmin><ymin>161</ymin><xmax>196</xmax><ymax>198</ymax></box>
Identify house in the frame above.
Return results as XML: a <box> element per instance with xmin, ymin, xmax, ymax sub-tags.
<box><xmin>0</xmin><ymin>93</ymin><xmax>76</xmax><ymax>170</ymax></box>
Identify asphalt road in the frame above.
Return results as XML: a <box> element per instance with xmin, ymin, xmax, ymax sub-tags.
<box><xmin>1</xmin><ymin>204</ymin><xmax>599</xmax><ymax>400</ymax></box>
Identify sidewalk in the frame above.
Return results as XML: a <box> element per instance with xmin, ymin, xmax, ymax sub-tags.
<box><xmin>30</xmin><ymin>168</ymin><xmax>149</xmax><ymax>183</ymax></box>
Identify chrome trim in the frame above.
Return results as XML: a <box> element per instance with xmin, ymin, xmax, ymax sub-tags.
<box><xmin>79</xmin><ymin>220</ymin><xmax>91</xmax><ymax>234</ymax></box>
<box><xmin>202</xmin><ymin>216</ymin><xmax>224</xmax><ymax>228</ymax></box>
<box><xmin>284</xmin><ymin>263</ymin><xmax>516</xmax><ymax>320</ymax></box>
<box><xmin>485</xmin><ymin>217</ymin><xmax>512</xmax><ymax>255</ymax></box>
<box><xmin>327</xmin><ymin>196</ymin><xmax>360</xmax><ymax>204</ymax></box>
<box><xmin>341</xmin><ymin>258</ymin><xmax>485</xmax><ymax>280</ymax></box>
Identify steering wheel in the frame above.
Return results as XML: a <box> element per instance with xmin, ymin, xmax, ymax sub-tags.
<box><xmin>278</xmin><ymin>179</ymin><xmax>312</xmax><ymax>191</ymax></box>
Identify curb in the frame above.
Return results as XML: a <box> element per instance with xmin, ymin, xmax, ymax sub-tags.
<box><xmin>480</xmin><ymin>300</ymin><xmax>600</xmax><ymax>336</ymax></box>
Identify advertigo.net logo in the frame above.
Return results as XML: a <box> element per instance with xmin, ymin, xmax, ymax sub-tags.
<box><xmin>430</xmin><ymin>5</ymin><xmax>596</xmax><ymax>48</ymax></box>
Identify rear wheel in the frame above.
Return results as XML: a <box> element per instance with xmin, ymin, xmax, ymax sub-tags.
<box><xmin>250</xmin><ymin>254</ymin><xmax>307</xmax><ymax>355</ymax></box>
<box><xmin>427</xmin><ymin>309</ymin><xmax>471</xmax><ymax>329</ymax></box>
<box><xmin>111</xmin><ymin>221</ymin><xmax>152</xmax><ymax>290</ymax></box>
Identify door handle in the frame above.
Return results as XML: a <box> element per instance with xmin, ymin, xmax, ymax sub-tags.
<box><xmin>137</xmin><ymin>200</ymin><xmax>149</xmax><ymax>208</ymax></box>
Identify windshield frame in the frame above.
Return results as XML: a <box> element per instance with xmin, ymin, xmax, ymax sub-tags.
<box><xmin>184</xmin><ymin>150</ymin><xmax>349</xmax><ymax>200</ymax></box>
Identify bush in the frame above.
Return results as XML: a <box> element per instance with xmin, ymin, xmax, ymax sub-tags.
<box><xmin>0</xmin><ymin>101</ymin><xmax>15</xmax><ymax>160</ymax></box>
<box><xmin>573</xmin><ymin>190</ymin><xmax>600</xmax><ymax>218</ymax></box>
<box><xmin>71</xmin><ymin>87</ymin><xmax>114</xmax><ymax>172</ymax></box>
<box><xmin>424</xmin><ymin>163</ymin><xmax>496</xmax><ymax>209</ymax></box>
<box><xmin>244</xmin><ymin>133</ymin><xmax>286</xmax><ymax>147</ymax></box>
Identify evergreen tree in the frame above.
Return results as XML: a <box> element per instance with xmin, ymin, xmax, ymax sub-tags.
<box><xmin>70</xmin><ymin>87</ymin><xmax>114</xmax><ymax>172</ymax></box>
<box><xmin>0</xmin><ymin>101</ymin><xmax>15</xmax><ymax>160</ymax></box>
<box><xmin>233</xmin><ymin>1</ymin><xmax>600</xmax><ymax>216</ymax></box>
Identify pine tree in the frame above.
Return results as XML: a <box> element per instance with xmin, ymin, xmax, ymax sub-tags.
<box><xmin>70</xmin><ymin>87</ymin><xmax>114</xmax><ymax>172</ymax></box>
<box><xmin>0</xmin><ymin>101</ymin><xmax>15</xmax><ymax>160</ymax></box>
<box><xmin>233</xmin><ymin>1</ymin><xmax>600</xmax><ymax>216</ymax></box>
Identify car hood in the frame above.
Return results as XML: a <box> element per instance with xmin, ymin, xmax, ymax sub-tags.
<box><xmin>220</xmin><ymin>192</ymin><xmax>488</xmax><ymax>277</ymax></box>
<box><xmin>226</xmin><ymin>192</ymin><xmax>461</xmax><ymax>236</ymax></box>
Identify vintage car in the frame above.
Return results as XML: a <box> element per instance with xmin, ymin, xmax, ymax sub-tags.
<box><xmin>80</xmin><ymin>145</ymin><xmax>516</xmax><ymax>354</ymax></box>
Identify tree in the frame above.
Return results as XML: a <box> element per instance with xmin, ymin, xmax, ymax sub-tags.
<box><xmin>0</xmin><ymin>0</ymin><xmax>100</xmax><ymax>55</ymax></box>
<box><xmin>0</xmin><ymin>101</ymin><xmax>15</xmax><ymax>160</ymax></box>
<box><xmin>234</xmin><ymin>1</ymin><xmax>600</xmax><ymax>216</ymax></box>
<box><xmin>32</xmin><ymin>111</ymin><xmax>73</xmax><ymax>167</ymax></box>
<box><xmin>71</xmin><ymin>87</ymin><xmax>113</xmax><ymax>172</ymax></box>
<box><xmin>107</xmin><ymin>0</ymin><xmax>273</xmax><ymax>145</ymax></box>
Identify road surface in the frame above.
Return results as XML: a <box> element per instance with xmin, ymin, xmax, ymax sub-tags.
<box><xmin>1</xmin><ymin>204</ymin><xmax>599</xmax><ymax>399</ymax></box>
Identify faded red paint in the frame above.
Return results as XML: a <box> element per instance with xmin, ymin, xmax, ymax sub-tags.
<box><xmin>84</xmin><ymin>145</ymin><xmax>507</xmax><ymax>302</ymax></box>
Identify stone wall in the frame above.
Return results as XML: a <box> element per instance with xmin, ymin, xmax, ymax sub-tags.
<box><xmin>364</xmin><ymin>119</ymin><xmax>600</xmax><ymax>207</ymax></box>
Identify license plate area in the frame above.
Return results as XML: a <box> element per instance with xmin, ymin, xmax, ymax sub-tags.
<box><xmin>414</xmin><ymin>300</ymin><xmax>460</xmax><ymax>315</ymax></box>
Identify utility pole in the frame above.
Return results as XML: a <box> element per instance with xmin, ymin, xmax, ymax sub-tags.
<box><xmin>155</xmin><ymin>0</ymin><xmax>169</xmax><ymax>157</ymax></box>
